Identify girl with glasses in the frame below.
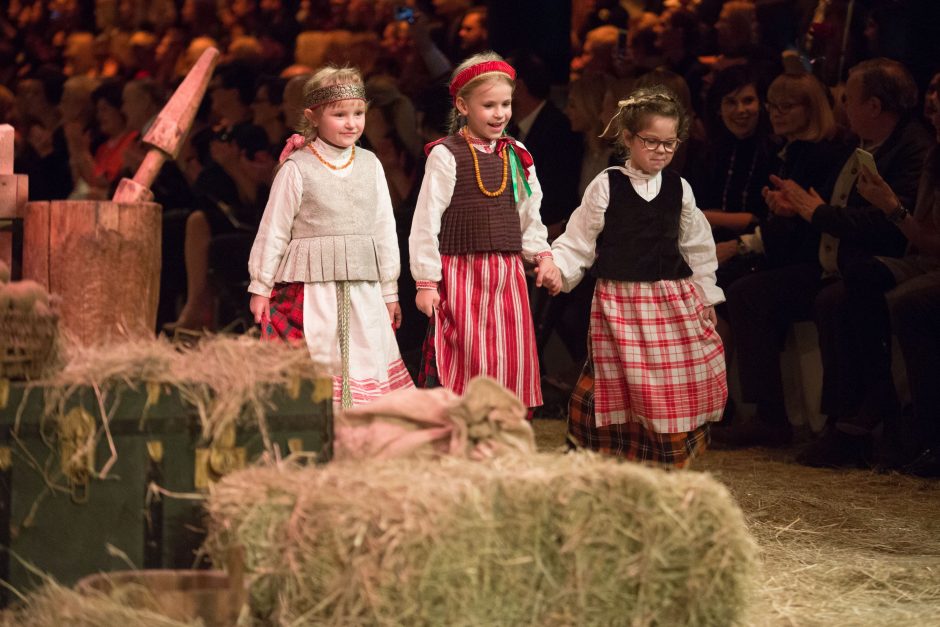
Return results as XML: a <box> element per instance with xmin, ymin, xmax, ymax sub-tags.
<box><xmin>551</xmin><ymin>86</ymin><xmax>727</xmax><ymax>467</ymax></box>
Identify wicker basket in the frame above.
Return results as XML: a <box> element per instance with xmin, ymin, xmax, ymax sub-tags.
<box><xmin>0</xmin><ymin>309</ymin><xmax>59</xmax><ymax>380</ymax></box>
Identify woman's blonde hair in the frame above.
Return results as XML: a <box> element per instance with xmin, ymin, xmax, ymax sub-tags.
<box><xmin>767</xmin><ymin>72</ymin><xmax>836</xmax><ymax>142</ymax></box>
<box><xmin>298</xmin><ymin>65</ymin><xmax>366</xmax><ymax>138</ymax></box>
<box><xmin>447</xmin><ymin>51</ymin><xmax>516</xmax><ymax>134</ymax></box>
<box><xmin>604</xmin><ymin>85</ymin><xmax>690</xmax><ymax>156</ymax></box>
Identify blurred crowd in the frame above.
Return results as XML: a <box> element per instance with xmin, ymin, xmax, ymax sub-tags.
<box><xmin>3</xmin><ymin>0</ymin><xmax>940</xmax><ymax>473</ymax></box>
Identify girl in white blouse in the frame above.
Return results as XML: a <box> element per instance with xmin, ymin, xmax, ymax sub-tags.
<box><xmin>408</xmin><ymin>52</ymin><xmax>560</xmax><ymax>410</ymax></box>
<box><xmin>551</xmin><ymin>86</ymin><xmax>727</xmax><ymax>467</ymax></box>
<box><xmin>247</xmin><ymin>66</ymin><xmax>413</xmax><ymax>408</ymax></box>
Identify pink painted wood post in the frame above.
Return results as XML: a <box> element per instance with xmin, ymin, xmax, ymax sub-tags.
<box><xmin>113</xmin><ymin>47</ymin><xmax>220</xmax><ymax>202</ymax></box>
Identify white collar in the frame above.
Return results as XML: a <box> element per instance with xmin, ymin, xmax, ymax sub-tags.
<box><xmin>623</xmin><ymin>159</ymin><xmax>660</xmax><ymax>182</ymax></box>
<box><xmin>313</xmin><ymin>136</ymin><xmax>354</xmax><ymax>160</ymax></box>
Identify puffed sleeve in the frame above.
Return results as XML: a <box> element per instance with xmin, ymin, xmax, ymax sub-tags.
<box><xmin>373</xmin><ymin>157</ymin><xmax>401</xmax><ymax>302</ymax></box>
<box><xmin>408</xmin><ymin>144</ymin><xmax>456</xmax><ymax>285</ymax></box>
<box><xmin>514</xmin><ymin>141</ymin><xmax>551</xmax><ymax>260</ymax></box>
<box><xmin>248</xmin><ymin>160</ymin><xmax>303</xmax><ymax>296</ymax></box>
<box><xmin>678</xmin><ymin>177</ymin><xmax>724</xmax><ymax>306</ymax></box>
<box><xmin>550</xmin><ymin>171</ymin><xmax>610</xmax><ymax>292</ymax></box>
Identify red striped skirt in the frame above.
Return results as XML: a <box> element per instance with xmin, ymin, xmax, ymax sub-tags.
<box><xmin>590</xmin><ymin>278</ymin><xmax>727</xmax><ymax>432</ymax></box>
<box><xmin>426</xmin><ymin>252</ymin><xmax>542</xmax><ymax>407</ymax></box>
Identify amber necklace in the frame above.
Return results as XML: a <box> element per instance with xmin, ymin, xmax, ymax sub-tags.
<box><xmin>461</xmin><ymin>127</ymin><xmax>508</xmax><ymax>197</ymax></box>
<box><xmin>308</xmin><ymin>142</ymin><xmax>355</xmax><ymax>170</ymax></box>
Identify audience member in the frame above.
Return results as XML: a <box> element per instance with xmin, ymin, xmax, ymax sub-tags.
<box><xmin>716</xmin><ymin>68</ymin><xmax>850</xmax><ymax>447</ymax></box>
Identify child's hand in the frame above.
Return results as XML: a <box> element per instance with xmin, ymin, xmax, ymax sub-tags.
<box><xmin>702</xmin><ymin>305</ymin><xmax>717</xmax><ymax>327</ymax></box>
<box><xmin>386</xmin><ymin>301</ymin><xmax>402</xmax><ymax>330</ymax></box>
<box><xmin>250</xmin><ymin>294</ymin><xmax>271</xmax><ymax>326</ymax></box>
<box><xmin>416</xmin><ymin>288</ymin><xmax>440</xmax><ymax>317</ymax></box>
<box><xmin>535</xmin><ymin>257</ymin><xmax>562</xmax><ymax>296</ymax></box>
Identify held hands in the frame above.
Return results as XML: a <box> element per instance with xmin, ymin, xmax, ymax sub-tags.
<box><xmin>535</xmin><ymin>257</ymin><xmax>562</xmax><ymax>296</ymax></box>
<box><xmin>856</xmin><ymin>166</ymin><xmax>898</xmax><ymax>214</ymax></box>
<box><xmin>250</xmin><ymin>294</ymin><xmax>270</xmax><ymax>326</ymax></box>
<box><xmin>416</xmin><ymin>288</ymin><xmax>440</xmax><ymax>318</ymax></box>
<box><xmin>386</xmin><ymin>301</ymin><xmax>402</xmax><ymax>330</ymax></box>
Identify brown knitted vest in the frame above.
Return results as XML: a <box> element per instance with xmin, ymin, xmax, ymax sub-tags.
<box><xmin>437</xmin><ymin>134</ymin><xmax>522</xmax><ymax>255</ymax></box>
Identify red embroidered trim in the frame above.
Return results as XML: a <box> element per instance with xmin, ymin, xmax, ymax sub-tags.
<box><xmin>535</xmin><ymin>251</ymin><xmax>554</xmax><ymax>260</ymax></box>
<box><xmin>416</xmin><ymin>280</ymin><xmax>439</xmax><ymax>290</ymax></box>
<box><xmin>449</xmin><ymin>61</ymin><xmax>516</xmax><ymax>100</ymax></box>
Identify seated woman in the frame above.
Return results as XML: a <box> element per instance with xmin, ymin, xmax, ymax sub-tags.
<box><xmin>715</xmin><ymin>68</ymin><xmax>851</xmax><ymax>446</ymax></box>
<box><xmin>67</xmin><ymin>79</ymin><xmax>138</xmax><ymax>199</ymax></box>
<box><xmin>165</xmin><ymin>124</ymin><xmax>274</xmax><ymax>332</ymax></box>
<box><xmin>684</xmin><ymin>64</ymin><xmax>779</xmax><ymax>399</ymax></box>
<box><xmin>687</xmin><ymin>64</ymin><xmax>778</xmax><ymax>296</ymax></box>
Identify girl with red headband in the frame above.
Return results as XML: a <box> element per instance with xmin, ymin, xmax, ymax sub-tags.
<box><xmin>551</xmin><ymin>86</ymin><xmax>727</xmax><ymax>467</ymax></box>
<box><xmin>248</xmin><ymin>66</ymin><xmax>413</xmax><ymax>408</ymax></box>
<box><xmin>409</xmin><ymin>52</ymin><xmax>561</xmax><ymax>410</ymax></box>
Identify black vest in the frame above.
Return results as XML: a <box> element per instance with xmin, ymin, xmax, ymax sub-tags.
<box><xmin>592</xmin><ymin>168</ymin><xmax>693</xmax><ymax>282</ymax></box>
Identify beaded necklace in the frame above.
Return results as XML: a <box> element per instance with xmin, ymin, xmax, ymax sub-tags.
<box><xmin>720</xmin><ymin>142</ymin><xmax>759</xmax><ymax>213</ymax></box>
<box><xmin>461</xmin><ymin>127</ymin><xmax>508</xmax><ymax>197</ymax></box>
<box><xmin>308</xmin><ymin>142</ymin><xmax>356</xmax><ymax>170</ymax></box>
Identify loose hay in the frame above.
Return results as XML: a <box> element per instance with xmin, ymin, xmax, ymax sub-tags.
<box><xmin>206</xmin><ymin>453</ymin><xmax>759</xmax><ymax>626</ymax></box>
<box><xmin>697</xmin><ymin>450</ymin><xmax>940</xmax><ymax>627</ymax></box>
<box><xmin>0</xmin><ymin>579</ymin><xmax>197</xmax><ymax>627</ymax></box>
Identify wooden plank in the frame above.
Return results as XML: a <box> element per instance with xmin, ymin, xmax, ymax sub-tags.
<box><xmin>22</xmin><ymin>201</ymin><xmax>50</xmax><ymax>290</ymax></box>
<box><xmin>0</xmin><ymin>124</ymin><xmax>12</xmax><ymax>175</ymax></box>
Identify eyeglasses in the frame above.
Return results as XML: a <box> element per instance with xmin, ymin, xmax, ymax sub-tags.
<box><xmin>635</xmin><ymin>135</ymin><xmax>680</xmax><ymax>152</ymax></box>
<box><xmin>764</xmin><ymin>101</ymin><xmax>803</xmax><ymax>114</ymax></box>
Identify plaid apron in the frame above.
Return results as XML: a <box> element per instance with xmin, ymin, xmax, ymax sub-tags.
<box><xmin>590</xmin><ymin>278</ymin><xmax>727</xmax><ymax>431</ymax></box>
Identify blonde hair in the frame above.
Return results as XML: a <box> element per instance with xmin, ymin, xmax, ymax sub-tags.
<box><xmin>767</xmin><ymin>72</ymin><xmax>836</xmax><ymax>142</ymax></box>
<box><xmin>447</xmin><ymin>51</ymin><xmax>516</xmax><ymax>134</ymax></box>
<box><xmin>604</xmin><ymin>85</ymin><xmax>690</xmax><ymax>156</ymax></box>
<box><xmin>298</xmin><ymin>65</ymin><xmax>365</xmax><ymax>138</ymax></box>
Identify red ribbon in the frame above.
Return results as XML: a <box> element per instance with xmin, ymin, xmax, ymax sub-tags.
<box><xmin>449</xmin><ymin>60</ymin><xmax>516</xmax><ymax>101</ymax></box>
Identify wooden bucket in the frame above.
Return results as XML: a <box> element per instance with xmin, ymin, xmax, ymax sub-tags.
<box><xmin>76</xmin><ymin>569</ymin><xmax>240</xmax><ymax>627</ymax></box>
<box><xmin>22</xmin><ymin>200</ymin><xmax>161</xmax><ymax>345</ymax></box>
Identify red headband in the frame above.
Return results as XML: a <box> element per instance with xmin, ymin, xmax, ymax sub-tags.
<box><xmin>449</xmin><ymin>60</ymin><xmax>516</xmax><ymax>100</ymax></box>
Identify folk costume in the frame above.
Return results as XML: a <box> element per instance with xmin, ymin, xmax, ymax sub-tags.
<box><xmin>248</xmin><ymin>83</ymin><xmax>413</xmax><ymax>408</ymax></box>
<box><xmin>409</xmin><ymin>60</ymin><xmax>552</xmax><ymax>408</ymax></box>
<box><xmin>552</xmin><ymin>161</ymin><xmax>728</xmax><ymax>466</ymax></box>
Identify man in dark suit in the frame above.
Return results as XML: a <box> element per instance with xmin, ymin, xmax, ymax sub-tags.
<box><xmin>507</xmin><ymin>51</ymin><xmax>582</xmax><ymax>239</ymax></box>
<box><xmin>508</xmin><ymin>52</ymin><xmax>589</xmax><ymax>381</ymax></box>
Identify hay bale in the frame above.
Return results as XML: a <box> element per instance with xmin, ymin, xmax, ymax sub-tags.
<box><xmin>206</xmin><ymin>454</ymin><xmax>759</xmax><ymax>625</ymax></box>
<box><xmin>0</xmin><ymin>579</ymin><xmax>198</xmax><ymax>627</ymax></box>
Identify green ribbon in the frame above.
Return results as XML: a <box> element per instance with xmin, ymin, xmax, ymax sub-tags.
<box><xmin>506</xmin><ymin>145</ymin><xmax>532</xmax><ymax>202</ymax></box>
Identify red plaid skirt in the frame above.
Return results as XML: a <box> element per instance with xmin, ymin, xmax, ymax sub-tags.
<box><xmin>590</xmin><ymin>279</ymin><xmax>727</xmax><ymax>431</ymax></box>
<box><xmin>265</xmin><ymin>282</ymin><xmax>305</xmax><ymax>342</ymax></box>
<box><xmin>567</xmin><ymin>358</ymin><xmax>710</xmax><ymax>467</ymax></box>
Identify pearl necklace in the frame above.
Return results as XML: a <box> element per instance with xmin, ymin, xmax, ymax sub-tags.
<box><xmin>721</xmin><ymin>142</ymin><xmax>759</xmax><ymax>213</ymax></box>
<box><xmin>462</xmin><ymin>128</ymin><xmax>508</xmax><ymax>198</ymax></box>
<box><xmin>308</xmin><ymin>143</ymin><xmax>355</xmax><ymax>170</ymax></box>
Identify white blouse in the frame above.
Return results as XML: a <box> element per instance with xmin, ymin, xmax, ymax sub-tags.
<box><xmin>409</xmin><ymin>140</ymin><xmax>551</xmax><ymax>283</ymax></box>
<box><xmin>248</xmin><ymin>137</ymin><xmax>400</xmax><ymax>302</ymax></box>
<box><xmin>551</xmin><ymin>161</ymin><xmax>724</xmax><ymax>306</ymax></box>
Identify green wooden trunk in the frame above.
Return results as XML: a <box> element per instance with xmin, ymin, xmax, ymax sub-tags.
<box><xmin>0</xmin><ymin>377</ymin><xmax>332</xmax><ymax>597</ymax></box>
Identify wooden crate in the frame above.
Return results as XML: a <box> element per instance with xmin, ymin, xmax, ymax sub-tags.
<box><xmin>0</xmin><ymin>376</ymin><xmax>332</xmax><ymax>596</ymax></box>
